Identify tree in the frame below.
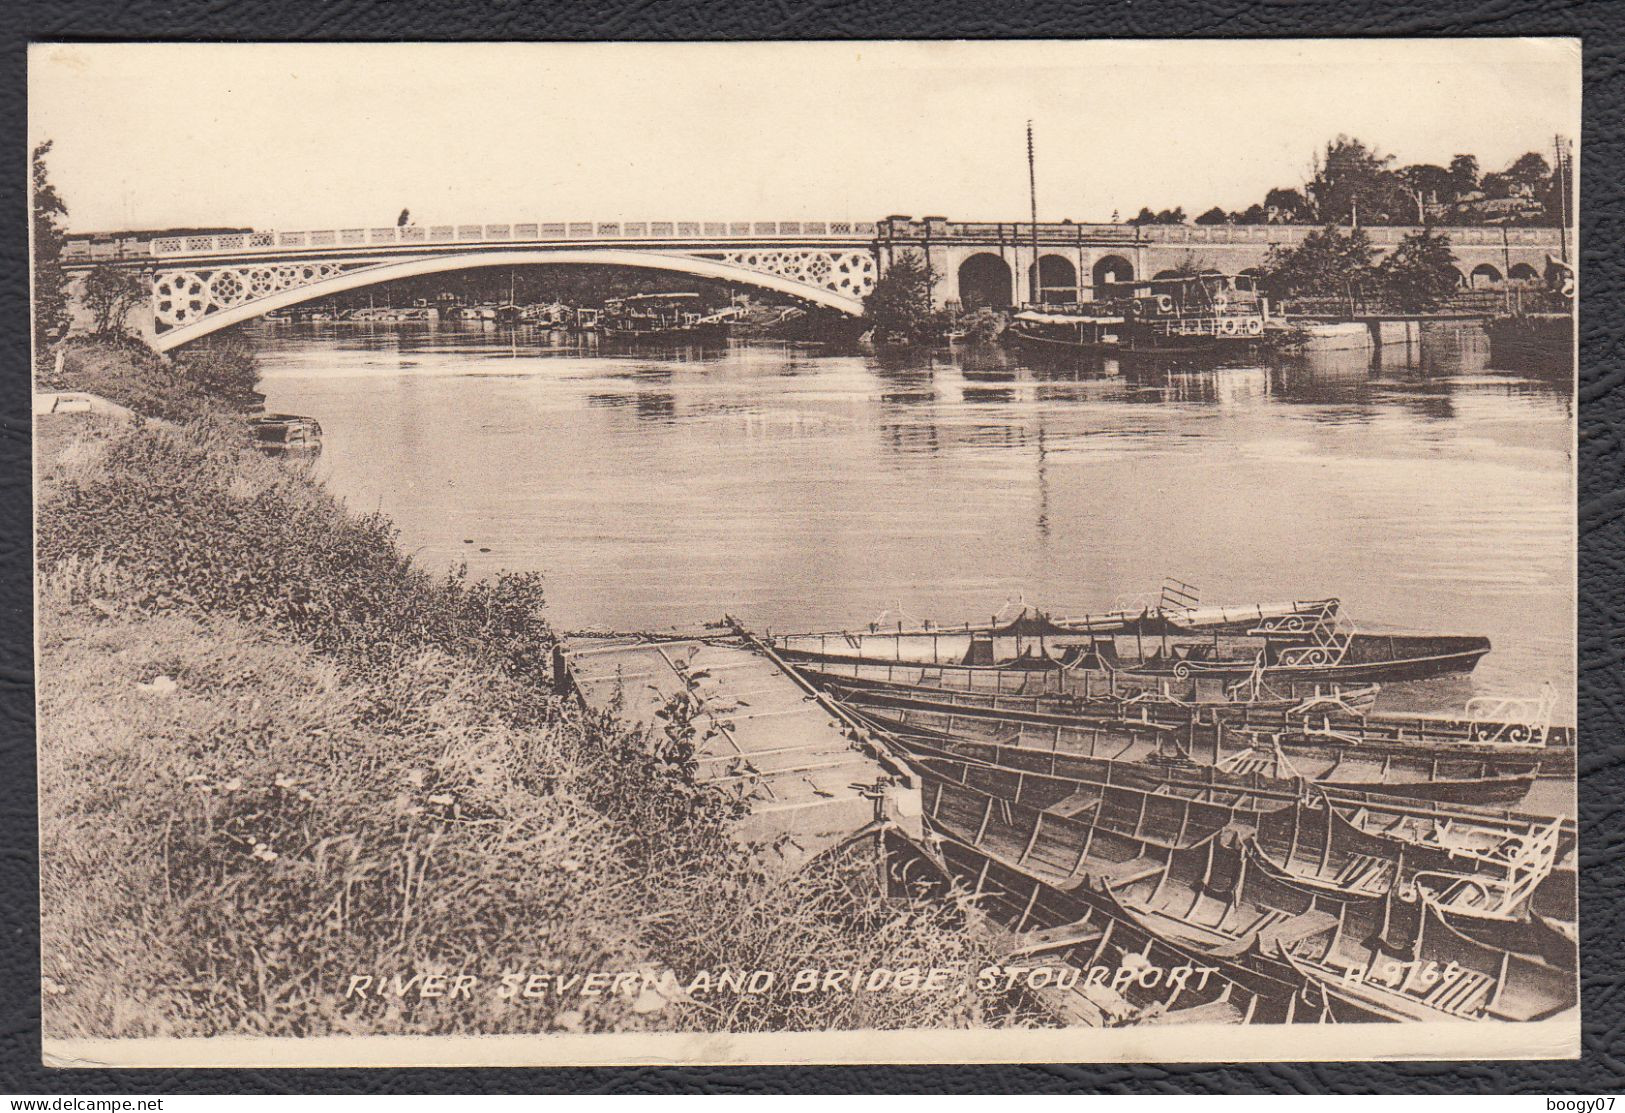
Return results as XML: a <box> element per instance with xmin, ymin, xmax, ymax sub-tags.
<box><xmin>1396</xmin><ymin>163</ymin><xmax>1455</xmax><ymax>221</ymax></box>
<box><xmin>80</xmin><ymin>265</ymin><xmax>147</xmax><ymax>337</ymax></box>
<box><xmin>1503</xmin><ymin>152</ymin><xmax>1551</xmax><ymax>192</ymax></box>
<box><xmin>1264</xmin><ymin>187</ymin><xmax>1311</xmax><ymax>223</ymax></box>
<box><xmin>1260</xmin><ymin>224</ymin><xmax>1379</xmax><ymax>305</ymax></box>
<box><xmin>863</xmin><ymin>250</ymin><xmax>937</xmax><ymax>344</ymax></box>
<box><xmin>1194</xmin><ymin>206</ymin><xmax>1229</xmax><ymax>225</ymax></box>
<box><xmin>1233</xmin><ymin>203</ymin><xmax>1268</xmax><ymax>225</ymax></box>
<box><xmin>32</xmin><ymin>140</ymin><xmax>70</xmax><ymax>345</ymax></box>
<box><xmin>1378</xmin><ymin>228</ymin><xmax>1459</xmax><ymax>312</ymax></box>
<box><xmin>1448</xmin><ymin>154</ymin><xmax>1480</xmax><ymax>196</ymax></box>
<box><xmin>1128</xmin><ymin>207</ymin><xmax>1158</xmax><ymax>226</ymax></box>
<box><xmin>1306</xmin><ymin>135</ymin><xmax>1411</xmax><ymax>225</ymax></box>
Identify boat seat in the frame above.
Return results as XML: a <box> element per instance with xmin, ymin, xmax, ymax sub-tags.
<box><xmin>1006</xmin><ymin>919</ymin><xmax>1106</xmax><ymax>958</ymax></box>
<box><xmin>1044</xmin><ymin>790</ymin><xmax>1103</xmax><ymax>819</ymax></box>
<box><xmin>1421</xmin><ymin>966</ymin><xmax>1495</xmax><ymax>1017</ymax></box>
<box><xmin>1257</xmin><ymin>908</ymin><xmax>1339</xmax><ymax>952</ymax></box>
<box><xmin>1095</xmin><ymin>856</ymin><xmax>1166</xmax><ymax>888</ymax></box>
<box><xmin>1076</xmin><ymin>980</ymin><xmax>1138</xmax><ymax>1024</ymax></box>
<box><xmin>1332</xmin><ymin>853</ymin><xmax>1394</xmax><ymax>893</ymax></box>
<box><xmin>1144</xmin><ymin>999</ymin><xmax>1246</xmax><ymax>1026</ymax></box>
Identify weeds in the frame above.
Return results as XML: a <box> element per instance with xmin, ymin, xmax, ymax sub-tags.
<box><xmin>36</xmin><ymin>341</ymin><xmax>1044</xmax><ymax>1039</ymax></box>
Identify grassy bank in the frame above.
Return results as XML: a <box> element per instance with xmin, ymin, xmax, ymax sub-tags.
<box><xmin>36</xmin><ymin>337</ymin><xmax>1037</xmax><ymax>1038</ymax></box>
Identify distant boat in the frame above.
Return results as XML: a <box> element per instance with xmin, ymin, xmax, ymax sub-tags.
<box><xmin>599</xmin><ymin>293</ymin><xmax>733</xmax><ymax>343</ymax></box>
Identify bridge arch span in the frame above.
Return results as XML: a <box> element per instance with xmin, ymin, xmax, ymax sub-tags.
<box><xmin>152</xmin><ymin>248</ymin><xmax>870</xmax><ymax>351</ymax></box>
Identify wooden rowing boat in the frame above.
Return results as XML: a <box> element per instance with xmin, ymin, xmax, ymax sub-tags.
<box><xmin>918</xmin><ymin>768</ymin><xmax>1573</xmax><ymax>1023</ymax></box>
<box><xmin>1106</xmin><ymin>834</ymin><xmax>1574</xmax><ymax>1023</ymax></box>
<box><xmin>893</xmin><ymin>828</ymin><xmax>1306</xmax><ymax>1025</ymax></box>
<box><xmin>788</xmin><ymin>666</ymin><xmax>1576</xmax><ymax>777</ymax></box>
<box><xmin>766</xmin><ymin>599</ymin><xmax>1343</xmax><ymax>663</ymax></box>
<box><xmin>847</xmin><ymin>697</ymin><xmax>1542</xmax><ymax>805</ymax></box>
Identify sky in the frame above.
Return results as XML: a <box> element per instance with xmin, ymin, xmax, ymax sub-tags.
<box><xmin>29</xmin><ymin>40</ymin><xmax>1580</xmax><ymax>235</ymax></box>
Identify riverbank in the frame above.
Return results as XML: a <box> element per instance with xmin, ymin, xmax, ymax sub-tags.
<box><xmin>35</xmin><ymin>336</ymin><xmax>1037</xmax><ymax>1039</ymax></box>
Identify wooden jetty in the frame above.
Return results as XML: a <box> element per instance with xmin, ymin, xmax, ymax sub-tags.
<box><xmin>561</xmin><ymin>632</ymin><xmax>922</xmax><ymax>867</ymax></box>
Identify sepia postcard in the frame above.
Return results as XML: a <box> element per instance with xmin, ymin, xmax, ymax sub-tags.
<box><xmin>29</xmin><ymin>38</ymin><xmax>1580</xmax><ymax>1067</ymax></box>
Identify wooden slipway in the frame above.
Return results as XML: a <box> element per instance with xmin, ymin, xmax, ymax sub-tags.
<box><xmin>562</xmin><ymin>634</ymin><xmax>922</xmax><ymax>867</ymax></box>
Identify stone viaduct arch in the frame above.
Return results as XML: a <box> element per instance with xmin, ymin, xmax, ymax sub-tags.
<box><xmin>1026</xmin><ymin>254</ymin><xmax>1079</xmax><ymax>304</ymax></box>
<box><xmin>955</xmin><ymin>252</ymin><xmax>1014</xmax><ymax>309</ymax></box>
<box><xmin>1092</xmin><ymin>254</ymin><xmax>1135</xmax><ymax>288</ymax></box>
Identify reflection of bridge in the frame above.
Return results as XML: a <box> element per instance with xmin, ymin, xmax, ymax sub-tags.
<box><xmin>63</xmin><ymin>215</ymin><xmax>1565</xmax><ymax>351</ymax></box>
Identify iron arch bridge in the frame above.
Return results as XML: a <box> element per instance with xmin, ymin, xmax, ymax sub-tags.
<box><xmin>67</xmin><ymin>221</ymin><xmax>881</xmax><ymax>351</ymax></box>
<box><xmin>64</xmin><ymin>215</ymin><xmax>1566</xmax><ymax>350</ymax></box>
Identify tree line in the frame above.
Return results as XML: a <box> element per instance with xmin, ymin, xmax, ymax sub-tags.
<box><xmin>1127</xmin><ymin>135</ymin><xmax>1571</xmax><ymax>228</ymax></box>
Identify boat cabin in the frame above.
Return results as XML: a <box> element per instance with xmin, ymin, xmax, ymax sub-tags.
<box><xmin>1094</xmin><ymin>272</ymin><xmax>1266</xmax><ymax>318</ymax></box>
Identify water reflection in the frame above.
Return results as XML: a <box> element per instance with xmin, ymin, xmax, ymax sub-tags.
<box><xmin>251</xmin><ymin>318</ymin><xmax>1574</xmax><ymax>709</ymax></box>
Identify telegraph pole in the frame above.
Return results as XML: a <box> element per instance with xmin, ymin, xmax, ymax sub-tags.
<box><xmin>1554</xmin><ymin>134</ymin><xmax>1571</xmax><ymax>266</ymax></box>
<box><xmin>1028</xmin><ymin>121</ymin><xmax>1041</xmax><ymax>304</ymax></box>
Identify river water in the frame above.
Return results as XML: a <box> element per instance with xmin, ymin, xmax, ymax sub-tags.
<box><xmin>252</xmin><ymin>321</ymin><xmax>1574</xmax><ymax>717</ymax></box>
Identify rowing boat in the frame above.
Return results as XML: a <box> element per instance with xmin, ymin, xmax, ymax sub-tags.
<box><xmin>846</xmin><ymin>693</ymin><xmax>1543</xmax><ymax>801</ymax></box>
<box><xmin>918</xmin><ymin>769</ymin><xmax>1573</xmax><ymax>1023</ymax></box>
<box><xmin>766</xmin><ymin>599</ymin><xmax>1342</xmax><ymax>663</ymax></box>
<box><xmin>789</xmin><ymin>666</ymin><xmax>1575</xmax><ymax>776</ymax></box>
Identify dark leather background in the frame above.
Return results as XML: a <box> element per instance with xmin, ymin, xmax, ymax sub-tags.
<box><xmin>3</xmin><ymin>0</ymin><xmax>1620</xmax><ymax>1093</ymax></box>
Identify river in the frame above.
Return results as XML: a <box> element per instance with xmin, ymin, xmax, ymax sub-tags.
<box><xmin>252</xmin><ymin>320</ymin><xmax>1574</xmax><ymax>718</ymax></box>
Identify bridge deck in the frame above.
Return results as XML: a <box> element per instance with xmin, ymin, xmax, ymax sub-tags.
<box><xmin>563</xmin><ymin>634</ymin><xmax>915</xmax><ymax>867</ymax></box>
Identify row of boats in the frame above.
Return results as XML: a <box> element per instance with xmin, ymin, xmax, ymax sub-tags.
<box><xmin>265</xmin><ymin>292</ymin><xmax>745</xmax><ymax>339</ymax></box>
<box><xmin>719</xmin><ymin>588</ymin><xmax>1575</xmax><ymax>1027</ymax></box>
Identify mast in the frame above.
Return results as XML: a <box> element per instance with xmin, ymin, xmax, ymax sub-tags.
<box><xmin>1028</xmin><ymin>120</ymin><xmax>1040</xmax><ymax>304</ymax></box>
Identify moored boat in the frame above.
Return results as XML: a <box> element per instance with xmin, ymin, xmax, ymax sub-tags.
<box><xmin>857</xmin><ymin>701</ymin><xmax>1541</xmax><ymax>807</ymax></box>
<box><xmin>916</xmin><ymin>764</ymin><xmax>1572</xmax><ymax>1023</ymax></box>
<box><xmin>1005</xmin><ymin>273</ymin><xmax>1269</xmax><ymax>362</ymax></box>
<box><xmin>599</xmin><ymin>292</ymin><xmax>734</xmax><ymax>343</ymax></box>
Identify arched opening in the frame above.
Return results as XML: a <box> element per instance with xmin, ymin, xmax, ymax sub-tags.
<box><xmin>956</xmin><ymin>252</ymin><xmax>1014</xmax><ymax>310</ymax></box>
<box><xmin>1152</xmin><ymin>269</ymin><xmax>1182</xmax><ymax>281</ymax></box>
<box><xmin>1470</xmin><ymin>263</ymin><xmax>1503</xmax><ymax>289</ymax></box>
<box><xmin>1025</xmin><ymin>254</ymin><xmax>1078</xmax><ymax>305</ymax></box>
<box><xmin>1508</xmin><ymin>262</ymin><xmax>1540</xmax><ymax>284</ymax></box>
<box><xmin>1092</xmin><ymin>254</ymin><xmax>1134</xmax><ymax>294</ymax></box>
<box><xmin>1236</xmin><ymin>267</ymin><xmax>1265</xmax><ymax>292</ymax></box>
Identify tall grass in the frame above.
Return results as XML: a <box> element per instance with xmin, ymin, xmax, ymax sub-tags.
<box><xmin>38</xmin><ymin>335</ymin><xmax>263</xmax><ymax>423</ymax></box>
<box><xmin>36</xmin><ymin>341</ymin><xmax>1042</xmax><ymax>1038</ymax></box>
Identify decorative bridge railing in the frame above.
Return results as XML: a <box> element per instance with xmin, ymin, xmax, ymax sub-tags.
<box><xmin>63</xmin><ymin>220</ymin><xmax>882</xmax><ymax>262</ymax></box>
<box><xmin>62</xmin><ymin>218</ymin><xmax>1565</xmax><ymax>263</ymax></box>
